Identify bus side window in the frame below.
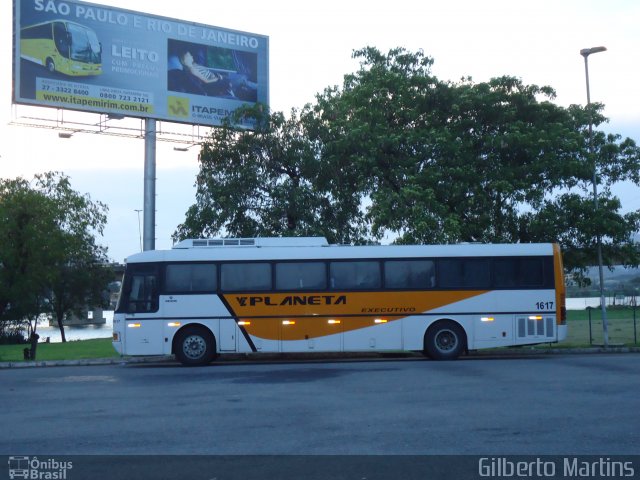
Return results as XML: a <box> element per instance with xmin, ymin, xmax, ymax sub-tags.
<box><xmin>127</xmin><ymin>277</ymin><xmax>141</xmax><ymax>312</ymax></box>
<box><xmin>384</xmin><ymin>260</ymin><xmax>435</xmax><ymax>289</ymax></box>
<box><xmin>438</xmin><ymin>258</ymin><xmax>490</xmax><ymax>289</ymax></box>
<box><xmin>165</xmin><ymin>263</ymin><xmax>216</xmax><ymax>293</ymax></box>
<box><xmin>493</xmin><ymin>257</ymin><xmax>545</xmax><ymax>288</ymax></box>
<box><xmin>329</xmin><ymin>261</ymin><xmax>381</xmax><ymax>290</ymax></box>
<box><xmin>122</xmin><ymin>266</ymin><xmax>159</xmax><ymax>313</ymax></box>
<box><xmin>221</xmin><ymin>263</ymin><xmax>272</xmax><ymax>291</ymax></box>
<box><xmin>128</xmin><ymin>274</ymin><xmax>157</xmax><ymax>312</ymax></box>
<box><xmin>275</xmin><ymin>262</ymin><xmax>326</xmax><ymax>291</ymax></box>
<box><xmin>53</xmin><ymin>22</ymin><xmax>69</xmax><ymax>58</ymax></box>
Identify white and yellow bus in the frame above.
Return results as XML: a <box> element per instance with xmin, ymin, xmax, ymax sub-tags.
<box><xmin>20</xmin><ymin>20</ymin><xmax>102</xmax><ymax>76</ymax></box>
<box><xmin>112</xmin><ymin>237</ymin><xmax>567</xmax><ymax>365</ymax></box>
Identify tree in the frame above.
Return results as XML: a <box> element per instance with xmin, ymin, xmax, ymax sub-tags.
<box><xmin>176</xmin><ymin>46</ymin><xmax>640</xmax><ymax>276</ymax></box>
<box><xmin>38</xmin><ymin>172</ymin><xmax>111</xmax><ymax>342</ymax></box>
<box><xmin>522</xmin><ymin>105</ymin><xmax>640</xmax><ymax>276</ymax></box>
<box><xmin>310</xmin><ymin>47</ymin><xmax>640</xmax><ymax>272</ymax></box>
<box><xmin>0</xmin><ymin>172</ymin><xmax>110</xmax><ymax>344</ymax></box>
<box><xmin>47</xmin><ymin>241</ymin><xmax>112</xmax><ymax>342</ymax></box>
<box><xmin>174</xmin><ymin>105</ymin><xmax>369</xmax><ymax>244</ymax></box>
<box><xmin>0</xmin><ymin>178</ymin><xmax>57</xmax><ymax>328</ymax></box>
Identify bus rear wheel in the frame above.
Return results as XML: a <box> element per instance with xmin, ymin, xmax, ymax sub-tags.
<box><xmin>174</xmin><ymin>326</ymin><xmax>216</xmax><ymax>366</ymax></box>
<box><xmin>424</xmin><ymin>320</ymin><xmax>466</xmax><ymax>360</ymax></box>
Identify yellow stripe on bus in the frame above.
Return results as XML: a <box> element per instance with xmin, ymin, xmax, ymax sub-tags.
<box><xmin>224</xmin><ymin>290</ymin><xmax>487</xmax><ymax>340</ymax></box>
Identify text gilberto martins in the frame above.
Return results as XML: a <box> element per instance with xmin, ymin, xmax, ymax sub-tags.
<box><xmin>479</xmin><ymin>457</ymin><xmax>635</xmax><ymax>478</ymax></box>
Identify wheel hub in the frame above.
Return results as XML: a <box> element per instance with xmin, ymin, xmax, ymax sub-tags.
<box><xmin>435</xmin><ymin>330</ymin><xmax>457</xmax><ymax>352</ymax></box>
<box><xmin>183</xmin><ymin>335</ymin><xmax>206</xmax><ymax>359</ymax></box>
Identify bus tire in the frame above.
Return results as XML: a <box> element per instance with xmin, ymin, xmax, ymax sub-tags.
<box><xmin>423</xmin><ymin>320</ymin><xmax>466</xmax><ymax>360</ymax></box>
<box><xmin>46</xmin><ymin>58</ymin><xmax>56</xmax><ymax>73</ymax></box>
<box><xmin>174</xmin><ymin>326</ymin><xmax>216</xmax><ymax>366</ymax></box>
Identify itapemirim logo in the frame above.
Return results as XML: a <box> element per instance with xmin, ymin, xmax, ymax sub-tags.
<box><xmin>8</xmin><ymin>456</ymin><xmax>72</xmax><ymax>479</ymax></box>
<box><xmin>167</xmin><ymin>96</ymin><xmax>190</xmax><ymax>118</ymax></box>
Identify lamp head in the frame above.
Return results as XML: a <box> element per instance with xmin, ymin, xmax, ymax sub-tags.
<box><xmin>580</xmin><ymin>46</ymin><xmax>607</xmax><ymax>58</ymax></box>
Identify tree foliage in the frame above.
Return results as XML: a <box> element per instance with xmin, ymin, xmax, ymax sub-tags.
<box><xmin>0</xmin><ymin>177</ymin><xmax>56</xmax><ymax>336</ymax></box>
<box><xmin>174</xmin><ymin>105</ymin><xmax>368</xmax><ymax>244</ymax></box>
<box><xmin>0</xmin><ymin>172</ymin><xmax>110</xmax><ymax>343</ymax></box>
<box><xmin>177</xmin><ymin>47</ymin><xmax>640</xmax><ymax>275</ymax></box>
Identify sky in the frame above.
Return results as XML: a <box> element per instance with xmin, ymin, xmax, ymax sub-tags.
<box><xmin>2</xmin><ymin>0</ymin><xmax>639</xmax><ymax>262</ymax></box>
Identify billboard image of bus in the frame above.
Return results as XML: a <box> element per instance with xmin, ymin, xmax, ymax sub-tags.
<box><xmin>20</xmin><ymin>20</ymin><xmax>102</xmax><ymax>76</ymax></box>
<box><xmin>112</xmin><ymin>237</ymin><xmax>567</xmax><ymax>365</ymax></box>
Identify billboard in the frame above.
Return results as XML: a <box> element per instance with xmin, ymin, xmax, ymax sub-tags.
<box><xmin>13</xmin><ymin>0</ymin><xmax>269</xmax><ymax>128</ymax></box>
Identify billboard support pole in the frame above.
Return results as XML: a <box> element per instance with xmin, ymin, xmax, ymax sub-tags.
<box><xmin>143</xmin><ymin>118</ymin><xmax>156</xmax><ymax>251</ymax></box>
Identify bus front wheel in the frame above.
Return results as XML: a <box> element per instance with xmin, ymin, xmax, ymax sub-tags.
<box><xmin>424</xmin><ymin>320</ymin><xmax>466</xmax><ymax>360</ymax></box>
<box><xmin>46</xmin><ymin>58</ymin><xmax>56</xmax><ymax>73</ymax></box>
<box><xmin>174</xmin><ymin>326</ymin><xmax>216</xmax><ymax>366</ymax></box>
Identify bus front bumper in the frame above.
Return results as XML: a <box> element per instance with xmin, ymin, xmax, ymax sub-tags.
<box><xmin>112</xmin><ymin>332</ymin><xmax>124</xmax><ymax>355</ymax></box>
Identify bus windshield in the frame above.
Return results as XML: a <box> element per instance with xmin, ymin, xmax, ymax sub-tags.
<box><xmin>67</xmin><ymin>23</ymin><xmax>101</xmax><ymax>63</ymax></box>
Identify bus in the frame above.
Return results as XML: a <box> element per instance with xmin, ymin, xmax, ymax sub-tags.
<box><xmin>20</xmin><ymin>20</ymin><xmax>102</xmax><ymax>76</ymax></box>
<box><xmin>112</xmin><ymin>237</ymin><xmax>567</xmax><ymax>365</ymax></box>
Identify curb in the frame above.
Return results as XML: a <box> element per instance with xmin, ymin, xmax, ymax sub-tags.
<box><xmin>1</xmin><ymin>347</ymin><xmax>640</xmax><ymax>369</ymax></box>
<box><xmin>470</xmin><ymin>346</ymin><xmax>640</xmax><ymax>356</ymax></box>
<box><xmin>0</xmin><ymin>355</ymin><xmax>175</xmax><ymax>369</ymax></box>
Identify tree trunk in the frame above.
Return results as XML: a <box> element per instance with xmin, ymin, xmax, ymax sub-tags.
<box><xmin>56</xmin><ymin>314</ymin><xmax>67</xmax><ymax>343</ymax></box>
<box><xmin>29</xmin><ymin>332</ymin><xmax>40</xmax><ymax>360</ymax></box>
<box><xmin>27</xmin><ymin>319</ymin><xmax>39</xmax><ymax>360</ymax></box>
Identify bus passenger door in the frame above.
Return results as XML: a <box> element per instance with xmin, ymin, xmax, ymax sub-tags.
<box><xmin>123</xmin><ymin>265</ymin><xmax>163</xmax><ymax>355</ymax></box>
<box><xmin>125</xmin><ymin>316</ymin><xmax>164</xmax><ymax>355</ymax></box>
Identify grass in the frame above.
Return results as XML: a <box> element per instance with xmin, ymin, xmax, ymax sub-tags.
<box><xmin>0</xmin><ymin>338</ymin><xmax>118</xmax><ymax>363</ymax></box>
<box><xmin>563</xmin><ymin>307</ymin><xmax>639</xmax><ymax>347</ymax></box>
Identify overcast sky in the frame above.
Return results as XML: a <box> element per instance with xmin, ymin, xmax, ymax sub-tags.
<box><xmin>2</xmin><ymin>0</ymin><xmax>639</xmax><ymax>262</ymax></box>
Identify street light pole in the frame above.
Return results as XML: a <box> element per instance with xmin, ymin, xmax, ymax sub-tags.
<box><xmin>580</xmin><ymin>46</ymin><xmax>608</xmax><ymax>347</ymax></box>
<box><xmin>134</xmin><ymin>209</ymin><xmax>143</xmax><ymax>253</ymax></box>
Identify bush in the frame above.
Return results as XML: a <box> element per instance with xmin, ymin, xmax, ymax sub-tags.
<box><xmin>0</xmin><ymin>332</ymin><xmax>27</xmax><ymax>345</ymax></box>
